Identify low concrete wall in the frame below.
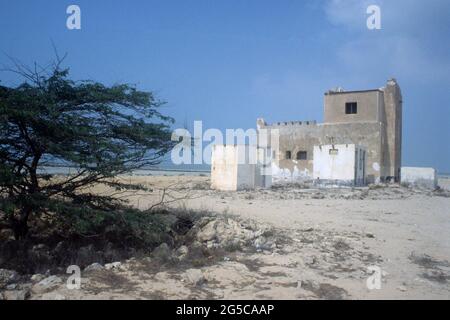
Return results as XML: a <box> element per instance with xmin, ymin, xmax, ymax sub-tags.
<box><xmin>211</xmin><ymin>145</ymin><xmax>270</xmax><ymax>191</ymax></box>
<box><xmin>401</xmin><ymin>167</ymin><xmax>437</xmax><ymax>189</ymax></box>
<box><xmin>211</xmin><ymin>145</ymin><xmax>238</xmax><ymax>191</ymax></box>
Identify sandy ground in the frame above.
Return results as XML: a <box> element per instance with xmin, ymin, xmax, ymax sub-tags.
<box><xmin>22</xmin><ymin>175</ymin><xmax>450</xmax><ymax>300</ymax></box>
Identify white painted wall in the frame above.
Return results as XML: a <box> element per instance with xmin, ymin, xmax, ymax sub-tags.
<box><xmin>313</xmin><ymin>144</ymin><xmax>355</xmax><ymax>180</ymax></box>
<box><xmin>401</xmin><ymin>167</ymin><xmax>437</xmax><ymax>189</ymax></box>
<box><xmin>270</xmin><ymin>163</ymin><xmax>312</xmax><ymax>183</ymax></box>
<box><xmin>211</xmin><ymin>145</ymin><xmax>270</xmax><ymax>190</ymax></box>
<box><xmin>211</xmin><ymin>145</ymin><xmax>238</xmax><ymax>191</ymax></box>
<box><xmin>313</xmin><ymin>144</ymin><xmax>366</xmax><ymax>185</ymax></box>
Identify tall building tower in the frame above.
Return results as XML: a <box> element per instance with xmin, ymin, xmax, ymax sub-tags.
<box><xmin>383</xmin><ymin>78</ymin><xmax>403</xmax><ymax>182</ymax></box>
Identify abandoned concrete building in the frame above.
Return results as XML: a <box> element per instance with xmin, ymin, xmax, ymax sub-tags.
<box><xmin>211</xmin><ymin>78</ymin><xmax>403</xmax><ymax>190</ymax></box>
<box><xmin>257</xmin><ymin>78</ymin><xmax>403</xmax><ymax>185</ymax></box>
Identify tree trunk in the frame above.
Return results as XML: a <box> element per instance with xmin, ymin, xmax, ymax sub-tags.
<box><xmin>11</xmin><ymin>206</ymin><xmax>32</xmax><ymax>240</ymax></box>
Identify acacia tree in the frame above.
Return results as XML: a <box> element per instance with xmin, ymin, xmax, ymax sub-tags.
<box><xmin>0</xmin><ymin>58</ymin><xmax>175</xmax><ymax>239</ymax></box>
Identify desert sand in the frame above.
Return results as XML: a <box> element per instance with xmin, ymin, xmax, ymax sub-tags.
<box><xmin>17</xmin><ymin>174</ymin><xmax>448</xmax><ymax>300</ymax></box>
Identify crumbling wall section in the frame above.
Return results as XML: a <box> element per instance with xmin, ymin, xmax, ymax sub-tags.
<box><xmin>258</xmin><ymin>121</ymin><xmax>383</xmax><ymax>184</ymax></box>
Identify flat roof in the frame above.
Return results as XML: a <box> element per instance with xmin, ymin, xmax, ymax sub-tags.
<box><xmin>325</xmin><ymin>88</ymin><xmax>383</xmax><ymax>95</ymax></box>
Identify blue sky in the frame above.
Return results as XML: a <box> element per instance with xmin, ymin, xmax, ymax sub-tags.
<box><xmin>0</xmin><ymin>0</ymin><xmax>449</xmax><ymax>172</ymax></box>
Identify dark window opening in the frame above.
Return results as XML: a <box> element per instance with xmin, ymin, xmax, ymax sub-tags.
<box><xmin>296</xmin><ymin>151</ymin><xmax>307</xmax><ymax>160</ymax></box>
<box><xmin>285</xmin><ymin>151</ymin><xmax>292</xmax><ymax>160</ymax></box>
<box><xmin>345</xmin><ymin>102</ymin><xmax>357</xmax><ymax>114</ymax></box>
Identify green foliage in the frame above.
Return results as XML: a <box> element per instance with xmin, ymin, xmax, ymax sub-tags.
<box><xmin>0</xmin><ymin>59</ymin><xmax>175</xmax><ymax>239</ymax></box>
<box><xmin>50</xmin><ymin>199</ymin><xmax>177</xmax><ymax>248</ymax></box>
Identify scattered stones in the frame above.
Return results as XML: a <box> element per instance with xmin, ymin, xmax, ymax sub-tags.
<box><xmin>190</xmin><ymin>216</ymin><xmax>272</xmax><ymax>251</ymax></box>
<box><xmin>152</xmin><ymin>243</ymin><xmax>172</xmax><ymax>262</ymax></box>
<box><xmin>184</xmin><ymin>269</ymin><xmax>206</xmax><ymax>286</ymax></box>
<box><xmin>104</xmin><ymin>262</ymin><xmax>121</xmax><ymax>270</ymax></box>
<box><xmin>397</xmin><ymin>285</ymin><xmax>407</xmax><ymax>292</ymax></box>
<box><xmin>175</xmin><ymin>245</ymin><xmax>189</xmax><ymax>260</ymax></box>
<box><xmin>33</xmin><ymin>275</ymin><xmax>63</xmax><ymax>293</ymax></box>
<box><xmin>254</xmin><ymin>236</ymin><xmax>266</xmax><ymax>249</ymax></box>
<box><xmin>84</xmin><ymin>263</ymin><xmax>104</xmax><ymax>272</ymax></box>
<box><xmin>40</xmin><ymin>292</ymin><xmax>66</xmax><ymax>300</ymax></box>
<box><xmin>301</xmin><ymin>280</ymin><xmax>348</xmax><ymax>300</ymax></box>
<box><xmin>2</xmin><ymin>288</ymin><xmax>31</xmax><ymax>300</ymax></box>
<box><xmin>6</xmin><ymin>283</ymin><xmax>18</xmax><ymax>290</ymax></box>
<box><xmin>304</xmin><ymin>256</ymin><xmax>317</xmax><ymax>266</ymax></box>
<box><xmin>31</xmin><ymin>274</ymin><xmax>45</xmax><ymax>282</ymax></box>
<box><xmin>196</xmin><ymin>220</ymin><xmax>217</xmax><ymax>242</ymax></box>
<box><xmin>422</xmin><ymin>270</ymin><xmax>449</xmax><ymax>284</ymax></box>
<box><xmin>0</xmin><ymin>269</ymin><xmax>19</xmax><ymax>288</ymax></box>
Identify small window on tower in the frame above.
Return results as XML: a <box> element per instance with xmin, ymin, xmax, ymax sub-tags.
<box><xmin>297</xmin><ymin>151</ymin><xmax>307</xmax><ymax>160</ymax></box>
<box><xmin>285</xmin><ymin>151</ymin><xmax>292</xmax><ymax>160</ymax></box>
<box><xmin>345</xmin><ymin>102</ymin><xmax>357</xmax><ymax>114</ymax></box>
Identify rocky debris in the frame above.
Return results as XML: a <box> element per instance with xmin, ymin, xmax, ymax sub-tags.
<box><xmin>175</xmin><ymin>245</ymin><xmax>189</xmax><ymax>261</ymax></box>
<box><xmin>1</xmin><ymin>288</ymin><xmax>30</xmax><ymax>300</ymax></box>
<box><xmin>40</xmin><ymin>292</ymin><xmax>66</xmax><ymax>300</ymax></box>
<box><xmin>253</xmin><ymin>236</ymin><xmax>275</xmax><ymax>251</ymax></box>
<box><xmin>32</xmin><ymin>275</ymin><xmax>63</xmax><ymax>293</ymax></box>
<box><xmin>84</xmin><ymin>263</ymin><xmax>104</xmax><ymax>272</ymax></box>
<box><xmin>183</xmin><ymin>269</ymin><xmax>206</xmax><ymax>286</ymax></box>
<box><xmin>6</xmin><ymin>283</ymin><xmax>18</xmax><ymax>290</ymax></box>
<box><xmin>397</xmin><ymin>285</ymin><xmax>407</xmax><ymax>292</ymax></box>
<box><xmin>104</xmin><ymin>262</ymin><xmax>121</xmax><ymax>270</ymax></box>
<box><xmin>189</xmin><ymin>216</ymin><xmax>271</xmax><ymax>251</ymax></box>
<box><xmin>301</xmin><ymin>280</ymin><xmax>348</xmax><ymax>300</ymax></box>
<box><xmin>30</xmin><ymin>274</ymin><xmax>46</xmax><ymax>282</ymax></box>
<box><xmin>422</xmin><ymin>270</ymin><xmax>449</xmax><ymax>284</ymax></box>
<box><xmin>433</xmin><ymin>188</ymin><xmax>450</xmax><ymax>198</ymax></box>
<box><xmin>225</xmin><ymin>183</ymin><xmax>428</xmax><ymax>201</ymax></box>
<box><xmin>152</xmin><ymin>243</ymin><xmax>172</xmax><ymax>262</ymax></box>
<box><xmin>0</xmin><ymin>269</ymin><xmax>19</xmax><ymax>288</ymax></box>
<box><xmin>312</xmin><ymin>193</ymin><xmax>325</xmax><ymax>199</ymax></box>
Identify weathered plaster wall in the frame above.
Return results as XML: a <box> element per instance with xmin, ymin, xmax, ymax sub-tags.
<box><xmin>258</xmin><ymin>122</ymin><xmax>382</xmax><ymax>184</ymax></box>
<box><xmin>313</xmin><ymin>144</ymin><xmax>365</xmax><ymax>186</ymax></box>
<box><xmin>383</xmin><ymin>79</ymin><xmax>403</xmax><ymax>181</ymax></box>
<box><xmin>257</xmin><ymin>79</ymin><xmax>402</xmax><ymax>185</ymax></box>
<box><xmin>211</xmin><ymin>145</ymin><xmax>269</xmax><ymax>191</ymax></box>
<box><xmin>313</xmin><ymin>144</ymin><xmax>356</xmax><ymax>181</ymax></box>
<box><xmin>211</xmin><ymin>145</ymin><xmax>238</xmax><ymax>191</ymax></box>
<box><xmin>324</xmin><ymin>90</ymin><xmax>384</xmax><ymax>124</ymax></box>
